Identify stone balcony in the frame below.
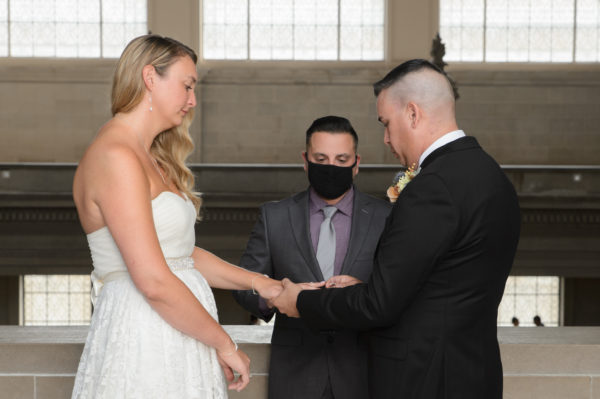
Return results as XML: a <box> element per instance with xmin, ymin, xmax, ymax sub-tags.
<box><xmin>1</xmin><ymin>326</ymin><xmax>600</xmax><ymax>399</ymax></box>
<box><xmin>1</xmin><ymin>163</ymin><xmax>599</xmax><ymax>278</ymax></box>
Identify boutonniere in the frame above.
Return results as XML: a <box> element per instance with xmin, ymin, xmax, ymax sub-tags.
<box><xmin>386</xmin><ymin>164</ymin><xmax>417</xmax><ymax>203</ymax></box>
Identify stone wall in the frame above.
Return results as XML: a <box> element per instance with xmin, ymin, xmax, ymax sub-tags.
<box><xmin>1</xmin><ymin>326</ymin><xmax>599</xmax><ymax>399</ymax></box>
<box><xmin>1</xmin><ymin>61</ymin><xmax>599</xmax><ymax>165</ymax></box>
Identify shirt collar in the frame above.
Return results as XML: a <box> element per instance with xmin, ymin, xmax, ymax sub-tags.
<box><xmin>309</xmin><ymin>185</ymin><xmax>354</xmax><ymax>216</ymax></box>
<box><xmin>418</xmin><ymin>130</ymin><xmax>466</xmax><ymax>169</ymax></box>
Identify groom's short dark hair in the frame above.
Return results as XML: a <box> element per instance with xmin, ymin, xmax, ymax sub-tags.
<box><xmin>306</xmin><ymin>115</ymin><xmax>358</xmax><ymax>151</ymax></box>
<box><xmin>373</xmin><ymin>59</ymin><xmax>448</xmax><ymax>97</ymax></box>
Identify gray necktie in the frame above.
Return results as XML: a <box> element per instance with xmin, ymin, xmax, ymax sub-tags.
<box><xmin>316</xmin><ymin>206</ymin><xmax>337</xmax><ymax>280</ymax></box>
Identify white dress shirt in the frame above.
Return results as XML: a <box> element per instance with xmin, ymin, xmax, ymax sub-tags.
<box><xmin>418</xmin><ymin>130</ymin><xmax>466</xmax><ymax>170</ymax></box>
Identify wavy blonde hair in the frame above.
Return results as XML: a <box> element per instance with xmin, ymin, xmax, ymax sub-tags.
<box><xmin>111</xmin><ymin>34</ymin><xmax>202</xmax><ymax>216</ymax></box>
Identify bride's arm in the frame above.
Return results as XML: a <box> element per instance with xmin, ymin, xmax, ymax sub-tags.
<box><xmin>89</xmin><ymin>145</ymin><xmax>248</xmax><ymax>387</ymax></box>
<box><xmin>191</xmin><ymin>247</ymin><xmax>282</xmax><ymax>298</ymax></box>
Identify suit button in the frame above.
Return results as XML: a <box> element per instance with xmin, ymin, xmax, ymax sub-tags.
<box><xmin>327</xmin><ymin>335</ymin><xmax>334</xmax><ymax>344</ymax></box>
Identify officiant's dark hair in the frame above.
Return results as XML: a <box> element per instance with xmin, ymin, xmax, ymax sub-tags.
<box><xmin>373</xmin><ymin>59</ymin><xmax>450</xmax><ymax>97</ymax></box>
<box><xmin>306</xmin><ymin>115</ymin><xmax>358</xmax><ymax>151</ymax></box>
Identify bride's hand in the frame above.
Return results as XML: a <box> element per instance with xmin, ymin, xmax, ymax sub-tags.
<box><xmin>254</xmin><ymin>275</ymin><xmax>283</xmax><ymax>300</ymax></box>
<box><xmin>217</xmin><ymin>344</ymin><xmax>251</xmax><ymax>392</ymax></box>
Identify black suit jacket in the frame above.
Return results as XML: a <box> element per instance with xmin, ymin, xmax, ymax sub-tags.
<box><xmin>298</xmin><ymin>137</ymin><xmax>521</xmax><ymax>399</ymax></box>
<box><xmin>233</xmin><ymin>187</ymin><xmax>392</xmax><ymax>399</ymax></box>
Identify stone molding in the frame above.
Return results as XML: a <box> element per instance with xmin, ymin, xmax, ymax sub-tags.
<box><xmin>1</xmin><ymin>206</ymin><xmax>599</xmax><ymax>226</ymax></box>
<box><xmin>2</xmin><ymin>59</ymin><xmax>599</xmax><ymax>86</ymax></box>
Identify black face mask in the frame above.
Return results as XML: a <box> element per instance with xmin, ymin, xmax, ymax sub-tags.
<box><xmin>307</xmin><ymin>157</ymin><xmax>357</xmax><ymax>200</ymax></box>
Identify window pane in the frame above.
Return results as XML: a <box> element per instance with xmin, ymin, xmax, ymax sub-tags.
<box><xmin>485</xmin><ymin>0</ymin><xmax>509</xmax><ymax>61</ymax></box>
<box><xmin>441</xmin><ymin>0</ymin><xmax>598</xmax><ymax>62</ymax></box>
<box><xmin>440</xmin><ymin>0</ymin><xmax>485</xmax><ymax>62</ymax></box>
<box><xmin>0</xmin><ymin>0</ymin><xmax>6</xmax><ymax>55</ymax></box>
<box><xmin>5</xmin><ymin>0</ymin><xmax>145</xmax><ymax>58</ymax></box>
<box><xmin>249</xmin><ymin>0</ymin><xmax>293</xmax><ymax>60</ymax></box>
<box><xmin>506</xmin><ymin>0</ymin><xmax>530</xmax><ymax>61</ymax></box>
<box><xmin>203</xmin><ymin>0</ymin><xmax>248</xmax><ymax>60</ymax></box>
<box><xmin>340</xmin><ymin>0</ymin><xmax>384</xmax><ymax>60</ymax></box>
<box><xmin>10</xmin><ymin>0</ymin><xmax>33</xmax><ymax>56</ymax></box>
<box><xmin>294</xmin><ymin>0</ymin><xmax>337</xmax><ymax>60</ymax></box>
<box><xmin>204</xmin><ymin>0</ymin><xmax>384</xmax><ymax>61</ymax></box>
<box><xmin>530</xmin><ymin>0</ymin><xmax>553</xmax><ymax>61</ymax></box>
<box><xmin>23</xmin><ymin>275</ymin><xmax>92</xmax><ymax>326</ymax></box>
<box><xmin>497</xmin><ymin>276</ymin><xmax>560</xmax><ymax>327</ymax></box>
<box><xmin>551</xmin><ymin>0</ymin><xmax>574</xmax><ymax>62</ymax></box>
<box><xmin>102</xmin><ymin>0</ymin><xmax>146</xmax><ymax>58</ymax></box>
<box><xmin>576</xmin><ymin>0</ymin><xmax>599</xmax><ymax>61</ymax></box>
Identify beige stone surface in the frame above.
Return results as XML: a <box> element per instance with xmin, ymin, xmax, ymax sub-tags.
<box><xmin>504</xmin><ymin>376</ymin><xmax>591</xmax><ymax>399</ymax></box>
<box><xmin>239</xmin><ymin>344</ymin><xmax>270</xmax><ymax>375</ymax></box>
<box><xmin>0</xmin><ymin>376</ymin><xmax>34</xmax><ymax>399</ymax></box>
<box><xmin>36</xmin><ymin>376</ymin><xmax>75</xmax><ymax>399</ymax></box>
<box><xmin>0</xmin><ymin>344</ymin><xmax>83</xmax><ymax>373</ymax></box>
<box><xmin>501</xmin><ymin>344</ymin><xmax>600</xmax><ymax>374</ymax></box>
<box><xmin>593</xmin><ymin>377</ymin><xmax>600</xmax><ymax>399</ymax></box>
<box><xmin>228</xmin><ymin>375</ymin><xmax>268</xmax><ymax>399</ymax></box>
<box><xmin>2</xmin><ymin>61</ymin><xmax>599</xmax><ymax>165</ymax></box>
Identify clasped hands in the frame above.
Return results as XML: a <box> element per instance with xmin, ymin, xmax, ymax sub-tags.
<box><xmin>254</xmin><ymin>274</ymin><xmax>362</xmax><ymax>318</ymax></box>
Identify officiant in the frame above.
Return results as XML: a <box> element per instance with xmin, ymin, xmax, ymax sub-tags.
<box><xmin>233</xmin><ymin>115</ymin><xmax>391</xmax><ymax>399</ymax></box>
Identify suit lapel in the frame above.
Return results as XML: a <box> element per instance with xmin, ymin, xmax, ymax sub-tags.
<box><xmin>340</xmin><ymin>189</ymin><xmax>374</xmax><ymax>276</ymax></box>
<box><xmin>288</xmin><ymin>190</ymin><xmax>324</xmax><ymax>281</ymax></box>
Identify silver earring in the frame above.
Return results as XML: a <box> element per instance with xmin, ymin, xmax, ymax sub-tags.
<box><xmin>149</xmin><ymin>95</ymin><xmax>153</xmax><ymax>112</ymax></box>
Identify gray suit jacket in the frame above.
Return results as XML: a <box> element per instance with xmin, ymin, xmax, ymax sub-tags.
<box><xmin>233</xmin><ymin>187</ymin><xmax>391</xmax><ymax>399</ymax></box>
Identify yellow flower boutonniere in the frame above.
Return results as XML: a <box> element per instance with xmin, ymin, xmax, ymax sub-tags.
<box><xmin>386</xmin><ymin>164</ymin><xmax>417</xmax><ymax>203</ymax></box>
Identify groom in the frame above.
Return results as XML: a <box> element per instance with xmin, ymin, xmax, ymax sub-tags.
<box><xmin>273</xmin><ymin>60</ymin><xmax>521</xmax><ymax>399</ymax></box>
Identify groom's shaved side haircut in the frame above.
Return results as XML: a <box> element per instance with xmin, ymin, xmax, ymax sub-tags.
<box><xmin>373</xmin><ymin>59</ymin><xmax>456</xmax><ymax>117</ymax></box>
<box><xmin>306</xmin><ymin>115</ymin><xmax>359</xmax><ymax>151</ymax></box>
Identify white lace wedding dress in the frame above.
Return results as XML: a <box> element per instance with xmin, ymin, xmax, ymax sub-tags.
<box><xmin>72</xmin><ymin>192</ymin><xmax>227</xmax><ymax>398</ymax></box>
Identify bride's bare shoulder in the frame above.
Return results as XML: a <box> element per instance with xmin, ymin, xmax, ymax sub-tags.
<box><xmin>79</xmin><ymin>122</ymin><xmax>140</xmax><ymax>170</ymax></box>
<box><xmin>74</xmin><ymin>122</ymin><xmax>144</xmax><ymax>192</ymax></box>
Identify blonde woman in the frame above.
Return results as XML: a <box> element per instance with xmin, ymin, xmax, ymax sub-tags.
<box><xmin>71</xmin><ymin>35</ymin><xmax>282</xmax><ymax>398</ymax></box>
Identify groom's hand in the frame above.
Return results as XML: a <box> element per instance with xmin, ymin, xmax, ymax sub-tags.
<box><xmin>272</xmin><ymin>278</ymin><xmax>303</xmax><ymax>318</ymax></box>
<box><xmin>267</xmin><ymin>280</ymin><xmax>324</xmax><ymax>309</ymax></box>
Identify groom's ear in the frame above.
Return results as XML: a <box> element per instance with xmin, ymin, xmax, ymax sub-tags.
<box><xmin>406</xmin><ymin>102</ymin><xmax>419</xmax><ymax>129</ymax></box>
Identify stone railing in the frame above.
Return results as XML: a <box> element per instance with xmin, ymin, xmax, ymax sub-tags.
<box><xmin>1</xmin><ymin>326</ymin><xmax>599</xmax><ymax>399</ymax></box>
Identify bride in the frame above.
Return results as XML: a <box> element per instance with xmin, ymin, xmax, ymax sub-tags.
<box><xmin>71</xmin><ymin>35</ymin><xmax>282</xmax><ymax>398</ymax></box>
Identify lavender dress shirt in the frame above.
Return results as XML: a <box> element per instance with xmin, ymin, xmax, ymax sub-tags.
<box><xmin>257</xmin><ymin>186</ymin><xmax>355</xmax><ymax>315</ymax></box>
<box><xmin>309</xmin><ymin>186</ymin><xmax>354</xmax><ymax>277</ymax></box>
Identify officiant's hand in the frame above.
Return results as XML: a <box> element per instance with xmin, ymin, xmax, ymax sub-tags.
<box><xmin>271</xmin><ymin>278</ymin><xmax>303</xmax><ymax>317</ymax></box>
<box><xmin>217</xmin><ymin>345</ymin><xmax>251</xmax><ymax>392</ymax></box>
<box><xmin>325</xmin><ymin>275</ymin><xmax>362</xmax><ymax>288</ymax></box>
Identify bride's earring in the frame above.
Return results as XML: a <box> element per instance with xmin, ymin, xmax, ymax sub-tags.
<box><xmin>149</xmin><ymin>94</ymin><xmax>153</xmax><ymax>112</ymax></box>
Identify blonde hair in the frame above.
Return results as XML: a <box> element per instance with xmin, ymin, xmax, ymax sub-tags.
<box><xmin>111</xmin><ymin>34</ymin><xmax>202</xmax><ymax>216</ymax></box>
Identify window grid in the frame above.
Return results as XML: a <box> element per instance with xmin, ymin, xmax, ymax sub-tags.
<box><xmin>440</xmin><ymin>0</ymin><xmax>600</xmax><ymax>62</ymax></box>
<box><xmin>1</xmin><ymin>0</ymin><xmax>146</xmax><ymax>58</ymax></box>
<box><xmin>23</xmin><ymin>275</ymin><xmax>92</xmax><ymax>326</ymax></box>
<box><xmin>497</xmin><ymin>276</ymin><xmax>560</xmax><ymax>327</ymax></box>
<box><xmin>202</xmin><ymin>0</ymin><xmax>385</xmax><ymax>61</ymax></box>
